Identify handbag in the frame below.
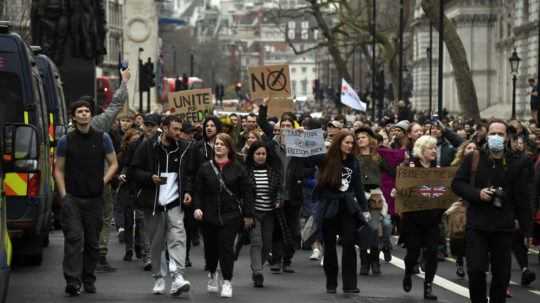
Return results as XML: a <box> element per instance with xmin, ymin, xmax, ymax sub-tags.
<box><xmin>209</xmin><ymin>161</ymin><xmax>244</xmax><ymax>215</ymax></box>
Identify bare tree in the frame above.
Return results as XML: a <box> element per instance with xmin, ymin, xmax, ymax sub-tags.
<box><xmin>421</xmin><ymin>0</ymin><xmax>480</xmax><ymax>120</ymax></box>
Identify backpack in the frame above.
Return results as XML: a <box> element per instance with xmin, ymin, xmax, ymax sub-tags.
<box><xmin>447</xmin><ymin>151</ymin><xmax>480</xmax><ymax>239</ymax></box>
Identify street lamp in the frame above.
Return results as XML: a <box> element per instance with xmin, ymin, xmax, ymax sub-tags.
<box><xmin>509</xmin><ymin>48</ymin><xmax>521</xmax><ymax>119</ymax></box>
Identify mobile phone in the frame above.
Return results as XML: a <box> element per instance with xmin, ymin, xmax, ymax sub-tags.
<box><xmin>159</xmin><ymin>176</ymin><xmax>168</xmax><ymax>185</ymax></box>
<box><xmin>431</xmin><ymin>114</ymin><xmax>439</xmax><ymax>124</ymax></box>
<box><xmin>120</xmin><ymin>60</ymin><xmax>128</xmax><ymax>70</ymax></box>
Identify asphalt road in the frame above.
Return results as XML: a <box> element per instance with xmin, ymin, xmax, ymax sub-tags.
<box><xmin>6</xmin><ymin>231</ymin><xmax>540</xmax><ymax>303</ymax></box>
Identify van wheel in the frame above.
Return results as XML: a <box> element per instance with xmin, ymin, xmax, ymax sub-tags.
<box><xmin>26</xmin><ymin>253</ymin><xmax>43</xmax><ymax>266</ymax></box>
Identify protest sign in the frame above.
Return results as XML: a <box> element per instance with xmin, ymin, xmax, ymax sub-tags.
<box><xmin>395</xmin><ymin>167</ymin><xmax>458</xmax><ymax>214</ymax></box>
<box><xmin>249</xmin><ymin>64</ymin><xmax>291</xmax><ymax>99</ymax></box>
<box><xmin>267</xmin><ymin>97</ymin><xmax>295</xmax><ymax>118</ymax></box>
<box><xmin>168</xmin><ymin>88</ymin><xmax>214</xmax><ymax>122</ymax></box>
<box><xmin>282</xmin><ymin>129</ymin><xmax>325</xmax><ymax>157</ymax></box>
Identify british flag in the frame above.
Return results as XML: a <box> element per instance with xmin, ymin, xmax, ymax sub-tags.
<box><xmin>415</xmin><ymin>185</ymin><xmax>447</xmax><ymax>199</ymax></box>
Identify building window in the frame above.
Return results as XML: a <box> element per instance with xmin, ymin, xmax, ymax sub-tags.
<box><xmin>291</xmin><ymin>67</ymin><xmax>296</xmax><ymax>73</ymax></box>
<box><xmin>301</xmin><ymin>80</ymin><xmax>307</xmax><ymax>95</ymax></box>
<box><xmin>292</xmin><ymin>80</ymin><xmax>297</xmax><ymax>94</ymax></box>
<box><xmin>302</xmin><ymin>67</ymin><xmax>307</xmax><ymax>73</ymax></box>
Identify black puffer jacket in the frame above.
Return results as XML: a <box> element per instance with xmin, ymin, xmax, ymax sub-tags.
<box><xmin>194</xmin><ymin>159</ymin><xmax>255</xmax><ymax>225</ymax></box>
<box><xmin>452</xmin><ymin>148</ymin><xmax>532</xmax><ymax>235</ymax></box>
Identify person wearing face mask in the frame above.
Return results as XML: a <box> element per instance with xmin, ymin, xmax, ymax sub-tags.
<box><xmin>452</xmin><ymin>119</ymin><xmax>533</xmax><ymax>303</ymax></box>
<box><xmin>131</xmin><ymin>116</ymin><xmax>195</xmax><ymax>296</ymax></box>
<box><xmin>400</xmin><ymin>135</ymin><xmax>443</xmax><ymax>301</ymax></box>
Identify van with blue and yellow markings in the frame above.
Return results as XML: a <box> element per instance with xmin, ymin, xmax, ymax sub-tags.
<box><xmin>0</xmin><ymin>21</ymin><xmax>53</xmax><ymax>266</ymax></box>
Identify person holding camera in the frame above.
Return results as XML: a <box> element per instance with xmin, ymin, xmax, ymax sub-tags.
<box><xmin>452</xmin><ymin>119</ymin><xmax>533</xmax><ymax>303</ymax></box>
<box><xmin>131</xmin><ymin>116</ymin><xmax>195</xmax><ymax>296</ymax></box>
<box><xmin>193</xmin><ymin>133</ymin><xmax>255</xmax><ymax>298</ymax></box>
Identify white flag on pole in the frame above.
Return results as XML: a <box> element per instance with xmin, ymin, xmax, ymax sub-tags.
<box><xmin>340</xmin><ymin>79</ymin><xmax>366</xmax><ymax>111</ymax></box>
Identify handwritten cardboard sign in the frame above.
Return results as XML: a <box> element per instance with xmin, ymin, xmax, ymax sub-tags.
<box><xmin>249</xmin><ymin>64</ymin><xmax>291</xmax><ymax>99</ymax></box>
<box><xmin>395</xmin><ymin>167</ymin><xmax>458</xmax><ymax>213</ymax></box>
<box><xmin>168</xmin><ymin>88</ymin><xmax>214</xmax><ymax>122</ymax></box>
<box><xmin>282</xmin><ymin>129</ymin><xmax>325</xmax><ymax>157</ymax></box>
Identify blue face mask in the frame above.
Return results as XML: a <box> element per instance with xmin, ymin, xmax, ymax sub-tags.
<box><xmin>487</xmin><ymin>135</ymin><xmax>505</xmax><ymax>152</ymax></box>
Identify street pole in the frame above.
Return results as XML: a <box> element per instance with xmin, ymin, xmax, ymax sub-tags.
<box><xmin>512</xmin><ymin>74</ymin><xmax>517</xmax><ymax>119</ymax></box>
<box><xmin>173</xmin><ymin>46</ymin><xmax>177</xmax><ymax>76</ymax></box>
<box><xmin>190</xmin><ymin>52</ymin><xmax>194</xmax><ymax>77</ymax></box>
<box><xmin>398</xmin><ymin>0</ymin><xmax>404</xmax><ymax>101</ymax></box>
<box><xmin>138</xmin><ymin>48</ymin><xmax>144</xmax><ymax>113</ymax></box>
<box><xmin>352</xmin><ymin>47</ymin><xmax>356</xmax><ymax>89</ymax></box>
<box><xmin>429</xmin><ymin>19</ymin><xmax>433</xmax><ymax>114</ymax></box>
<box><xmin>371</xmin><ymin>0</ymin><xmax>376</xmax><ymax>121</ymax></box>
<box><xmin>438</xmin><ymin>0</ymin><xmax>444</xmax><ymax>117</ymax></box>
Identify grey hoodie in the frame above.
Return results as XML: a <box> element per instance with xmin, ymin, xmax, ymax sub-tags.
<box><xmin>90</xmin><ymin>81</ymin><xmax>129</xmax><ymax>133</ymax></box>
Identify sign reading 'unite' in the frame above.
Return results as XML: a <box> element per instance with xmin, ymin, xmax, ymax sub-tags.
<box><xmin>168</xmin><ymin>88</ymin><xmax>214</xmax><ymax>122</ymax></box>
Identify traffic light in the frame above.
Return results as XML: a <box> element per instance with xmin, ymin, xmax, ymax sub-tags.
<box><xmin>139</xmin><ymin>58</ymin><xmax>155</xmax><ymax>92</ymax></box>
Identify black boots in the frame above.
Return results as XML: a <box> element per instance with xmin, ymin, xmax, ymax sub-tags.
<box><xmin>402</xmin><ymin>274</ymin><xmax>412</xmax><ymax>292</ymax></box>
<box><xmin>424</xmin><ymin>282</ymin><xmax>438</xmax><ymax>301</ymax></box>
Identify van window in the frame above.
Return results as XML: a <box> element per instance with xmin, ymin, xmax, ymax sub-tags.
<box><xmin>0</xmin><ymin>71</ymin><xmax>24</xmax><ymax>125</ymax></box>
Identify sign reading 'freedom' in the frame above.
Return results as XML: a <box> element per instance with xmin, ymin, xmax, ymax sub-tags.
<box><xmin>168</xmin><ymin>88</ymin><xmax>214</xmax><ymax>122</ymax></box>
<box><xmin>248</xmin><ymin>64</ymin><xmax>291</xmax><ymax>99</ymax></box>
<box><xmin>282</xmin><ymin>129</ymin><xmax>326</xmax><ymax>157</ymax></box>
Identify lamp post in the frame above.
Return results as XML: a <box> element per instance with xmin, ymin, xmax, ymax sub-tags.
<box><xmin>437</xmin><ymin>0</ymin><xmax>445</xmax><ymax>117</ymax></box>
<box><xmin>398</xmin><ymin>0</ymin><xmax>404</xmax><ymax>101</ymax></box>
<box><xmin>372</xmin><ymin>0</ymin><xmax>377</xmax><ymax>121</ymax></box>
<box><xmin>428</xmin><ymin>19</ymin><xmax>433</xmax><ymax>115</ymax></box>
<box><xmin>509</xmin><ymin>48</ymin><xmax>521</xmax><ymax>119</ymax></box>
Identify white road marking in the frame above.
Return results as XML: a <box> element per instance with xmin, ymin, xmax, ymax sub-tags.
<box><xmin>380</xmin><ymin>253</ymin><xmax>471</xmax><ymax>298</ymax></box>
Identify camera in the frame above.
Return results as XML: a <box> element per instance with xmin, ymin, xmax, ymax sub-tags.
<box><xmin>491</xmin><ymin>187</ymin><xmax>504</xmax><ymax>208</ymax></box>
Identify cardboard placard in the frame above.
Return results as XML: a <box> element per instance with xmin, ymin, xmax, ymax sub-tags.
<box><xmin>248</xmin><ymin>64</ymin><xmax>291</xmax><ymax>99</ymax></box>
<box><xmin>395</xmin><ymin>167</ymin><xmax>458</xmax><ymax>214</ymax></box>
<box><xmin>168</xmin><ymin>88</ymin><xmax>214</xmax><ymax>122</ymax></box>
<box><xmin>267</xmin><ymin>97</ymin><xmax>295</xmax><ymax>118</ymax></box>
<box><xmin>282</xmin><ymin>129</ymin><xmax>326</xmax><ymax>157</ymax></box>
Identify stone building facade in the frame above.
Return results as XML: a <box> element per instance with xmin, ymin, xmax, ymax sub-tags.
<box><xmin>410</xmin><ymin>0</ymin><xmax>540</xmax><ymax>119</ymax></box>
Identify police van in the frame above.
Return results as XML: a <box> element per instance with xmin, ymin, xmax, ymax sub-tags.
<box><xmin>0</xmin><ymin>21</ymin><xmax>55</xmax><ymax>266</ymax></box>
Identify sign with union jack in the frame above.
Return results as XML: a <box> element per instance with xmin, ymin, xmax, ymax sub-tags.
<box><xmin>395</xmin><ymin>167</ymin><xmax>458</xmax><ymax>213</ymax></box>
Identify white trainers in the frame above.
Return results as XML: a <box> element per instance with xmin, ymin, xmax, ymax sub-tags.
<box><xmin>220</xmin><ymin>280</ymin><xmax>233</xmax><ymax>298</ymax></box>
<box><xmin>310</xmin><ymin>248</ymin><xmax>321</xmax><ymax>261</ymax></box>
<box><xmin>152</xmin><ymin>277</ymin><xmax>166</xmax><ymax>295</ymax></box>
<box><xmin>170</xmin><ymin>274</ymin><xmax>191</xmax><ymax>296</ymax></box>
<box><xmin>207</xmin><ymin>272</ymin><xmax>220</xmax><ymax>293</ymax></box>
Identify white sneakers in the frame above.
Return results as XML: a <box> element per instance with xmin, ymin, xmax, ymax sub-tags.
<box><xmin>207</xmin><ymin>272</ymin><xmax>220</xmax><ymax>293</ymax></box>
<box><xmin>220</xmin><ymin>280</ymin><xmax>233</xmax><ymax>298</ymax></box>
<box><xmin>152</xmin><ymin>277</ymin><xmax>166</xmax><ymax>295</ymax></box>
<box><xmin>170</xmin><ymin>274</ymin><xmax>191</xmax><ymax>296</ymax></box>
<box><xmin>152</xmin><ymin>275</ymin><xmax>191</xmax><ymax>296</ymax></box>
<box><xmin>310</xmin><ymin>248</ymin><xmax>321</xmax><ymax>261</ymax></box>
<box><xmin>207</xmin><ymin>272</ymin><xmax>232</xmax><ymax>298</ymax></box>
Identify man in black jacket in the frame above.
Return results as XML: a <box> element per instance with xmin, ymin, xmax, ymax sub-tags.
<box><xmin>130</xmin><ymin>115</ymin><xmax>195</xmax><ymax>296</ymax></box>
<box><xmin>452</xmin><ymin>119</ymin><xmax>533</xmax><ymax>303</ymax></box>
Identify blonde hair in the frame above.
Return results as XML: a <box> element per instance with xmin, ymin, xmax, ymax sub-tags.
<box><xmin>451</xmin><ymin>140</ymin><xmax>475</xmax><ymax>167</ymax></box>
<box><xmin>413</xmin><ymin>135</ymin><xmax>437</xmax><ymax>159</ymax></box>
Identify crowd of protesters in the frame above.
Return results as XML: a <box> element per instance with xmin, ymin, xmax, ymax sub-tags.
<box><xmin>54</xmin><ymin>70</ymin><xmax>540</xmax><ymax>302</ymax></box>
